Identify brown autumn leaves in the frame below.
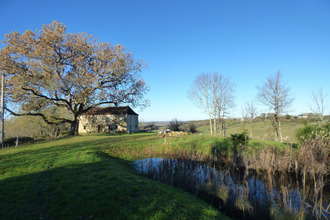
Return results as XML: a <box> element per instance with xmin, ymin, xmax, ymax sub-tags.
<box><xmin>0</xmin><ymin>21</ymin><xmax>148</xmax><ymax>135</ymax></box>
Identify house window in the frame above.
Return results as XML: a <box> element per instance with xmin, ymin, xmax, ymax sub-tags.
<box><xmin>83</xmin><ymin>125</ymin><xmax>86</xmax><ymax>130</ymax></box>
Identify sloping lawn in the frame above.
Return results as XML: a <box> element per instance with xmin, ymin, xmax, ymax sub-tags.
<box><xmin>0</xmin><ymin>134</ymin><xmax>229</xmax><ymax>219</ymax></box>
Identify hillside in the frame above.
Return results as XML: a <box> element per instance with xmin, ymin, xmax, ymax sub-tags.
<box><xmin>0</xmin><ymin>134</ymin><xmax>228</xmax><ymax>219</ymax></box>
<box><xmin>195</xmin><ymin>119</ymin><xmax>304</xmax><ymax>143</ymax></box>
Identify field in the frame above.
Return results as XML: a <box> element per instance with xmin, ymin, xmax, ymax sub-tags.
<box><xmin>0</xmin><ymin>133</ymin><xmax>230</xmax><ymax>219</ymax></box>
<box><xmin>191</xmin><ymin>119</ymin><xmax>304</xmax><ymax>143</ymax></box>
<box><xmin>0</xmin><ymin>125</ymin><xmax>326</xmax><ymax>219</ymax></box>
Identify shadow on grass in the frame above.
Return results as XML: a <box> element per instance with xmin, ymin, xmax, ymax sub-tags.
<box><xmin>0</xmin><ymin>143</ymin><xmax>226</xmax><ymax>219</ymax></box>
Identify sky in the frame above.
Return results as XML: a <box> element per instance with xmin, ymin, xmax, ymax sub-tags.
<box><xmin>0</xmin><ymin>0</ymin><xmax>329</xmax><ymax>122</ymax></box>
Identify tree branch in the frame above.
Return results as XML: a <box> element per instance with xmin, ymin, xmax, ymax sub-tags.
<box><xmin>5</xmin><ymin>107</ymin><xmax>74</xmax><ymax>125</ymax></box>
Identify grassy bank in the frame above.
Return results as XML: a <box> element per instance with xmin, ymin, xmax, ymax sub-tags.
<box><xmin>0</xmin><ymin>134</ymin><xmax>229</xmax><ymax>219</ymax></box>
<box><xmin>104</xmin><ymin>133</ymin><xmax>288</xmax><ymax>160</ymax></box>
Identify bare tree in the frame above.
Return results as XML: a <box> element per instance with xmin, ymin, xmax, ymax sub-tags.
<box><xmin>188</xmin><ymin>73</ymin><xmax>213</xmax><ymax>135</ymax></box>
<box><xmin>245</xmin><ymin>99</ymin><xmax>258</xmax><ymax>138</ymax></box>
<box><xmin>311</xmin><ymin>89</ymin><xmax>328</xmax><ymax>123</ymax></box>
<box><xmin>257</xmin><ymin>71</ymin><xmax>294</xmax><ymax>142</ymax></box>
<box><xmin>188</xmin><ymin>72</ymin><xmax>235</xmax><ymax>136</ymax></box>
<box><xmin>212</xmin><ymin>73</ymin><xmax>235</xmax><ymax>137</ymax></box>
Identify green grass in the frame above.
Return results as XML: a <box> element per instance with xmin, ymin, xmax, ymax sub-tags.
<box><xmin>197</xmin><ymin>119</ymin><xmax>304</xmax><ymax>143</ymax></box>
<box><xmin>104</xmin><ymin>132</ymin><xmax>290</xmax><ymax>161</ymax></box>
<box><xmin>0</xmin><ymin>134</ymin><xmax>230</xmax><ymax>219</ymax></box>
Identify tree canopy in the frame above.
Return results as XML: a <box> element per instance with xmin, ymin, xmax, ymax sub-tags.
<box><xmin>0</xmin><ymin>21</ymin><xmax>148</xmax><ymax>135</ymax></box>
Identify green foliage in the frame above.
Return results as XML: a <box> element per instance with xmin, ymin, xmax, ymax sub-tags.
<box><xmin>296</xmin><ymin>123</ymin><xmax>330</xmax><ymax>144</ymax></box>
<box><xmin>167</xmin><ymin>118</ymin><xmax>182</xmax><ymax>131</ymax></box>
<box><xmin>230</xmin><ymin>131</ymin><xmax>249</xmax><ymax>147</ymax></box>
<box><xmin>4</xmin><ymin>137</ymin><xmax>35</xmax><ymax>146</ymax></box>
<box><xmin>210</xmin><ymin>138</ymin><xmax>233</xmax><ymax>156</ymax></box>
<box><xmin>187</xmin><ymin>123</ymin><xmax>198</xmax><ymax>133</ymax></box>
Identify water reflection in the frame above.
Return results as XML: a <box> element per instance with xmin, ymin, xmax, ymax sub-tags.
<box><xmin>134</xmin><ymin>158</ymin><xmax>329</xmax><ymax>220</ymax></box>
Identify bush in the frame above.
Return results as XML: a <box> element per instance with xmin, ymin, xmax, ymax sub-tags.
<box><xmin>211</xmin><ymin>138</ymin><xmax>232</xmax><ymax>156</ymax></box>
<box><xmin>230</xmin><ymin>131</ymin><xmax>249</xmax><ymax>147</ymax></box>
<box><xmin>296</xmin><ymin>123</ymin><xmax>330</xmax><ymax>144</ymax></box>
<box><xmin>285</xmin><ymin>114</ymin><xmax>291</xmax><ymax>119</ymax></box>
<box><xmin>167</xmin><ymin>118</ymin><xmax>182</xmax><ymax>131</ymax></box>
<box><xmin>4</xmin><ymin>137</ymin><xmax>35</xmax><ymax>146</ymax></box>
<box><xmin>187</xmin><ymin>124</ymin><xmax>197</xmax><ymax>133</ymax></box>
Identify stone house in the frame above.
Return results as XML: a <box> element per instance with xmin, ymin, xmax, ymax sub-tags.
<box><xmin>78</xmin><ymin>106</ymin><xmax>139</xmax><ymax>133</ymax></box>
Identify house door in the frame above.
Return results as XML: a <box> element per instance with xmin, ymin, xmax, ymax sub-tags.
<box><xmin>98</xmin><ymin>125</ymin><xmax>101</xmax><ymax>133</ymax></box>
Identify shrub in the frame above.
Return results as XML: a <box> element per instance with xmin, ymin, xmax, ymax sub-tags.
<box><xmin>230</xmin><ymin>131</ymin><xmax>249</xmax><ymax>147</ymax></box>
<box><xmin>187</xmin><ymin>124</ymin><xmax>197</xmax><ymax>133</ymax></box>
<box><xmin>4</xmin><ymin>137</ymin><xmax>35</xmax><ymax>146</ymax></box>
<box><xmin>167</xmin><ymin>118</ymin><xmax>182</xmax><ymax>131</ymax></box>
<box><xmin>211</xmin><ymin>138</ymin><xmax>232</xmax><ymax>156</ymax></box>
<box><xmin>285</xmin><ymin>114</ymin><xmax>291</xmax><ymax>119</ymax></box>
<box><xmin>296</xmin><ymin>123</ymin><xmax>330</xmax><ymax>144</ymax></box>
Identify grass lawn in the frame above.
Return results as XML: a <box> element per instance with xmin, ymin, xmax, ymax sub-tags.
<box><xmin>0</xmin><ymin>134</ymin><xmax>230</xmax><ymax>219</ymax></box>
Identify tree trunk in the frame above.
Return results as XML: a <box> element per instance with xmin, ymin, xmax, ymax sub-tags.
<box><xmin>218</xmin><ymin>111</ymin><xmax>222</xmax><ymax>136</ymax></box>
<box><xmin>208</xmin><ymin>116</ymin><xmax>213</xmax><ymax>136</ymax></box>
<box><xmin>69</xmin><ymin>119</ymin><xmax>79</xmax><ymax>136</ymax></box>
<box><xmin>213</xmin><ymin>117</ymin><xmax>217</xmax><ymax>134</ymax></box>
<box><xmin>207</xmin><ymin>105</ymin><xmax>213</xmax><ymax>136</ymax></box>
<box><xmin>250</xmin><ymin>121</ymin><xmax>253</xmax><ymax>138</ymax></box>
<box><xmin>278</xmin><ymin>121</ymin><xmax>283</xmax><ymax>142</ymax></box>
<box><xmin>222</xmin><ymin>119</ymin><xmax>226</xmax><ymax>137</ymax></box>
<box><xmin>274</xmin><ymin>113</ymin><xmax>282</xmax><ymax>142</ymax></box>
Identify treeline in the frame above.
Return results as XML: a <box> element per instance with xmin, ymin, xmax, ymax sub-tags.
<box><xmin>4</xmin><ymin>116</ymin><xmax>69</xmax><ymax>143</ymax></box>
<box><xmin>188</xmin><ymin>71</ymin><xmax>329</xmax><ymax>142</ymax></box>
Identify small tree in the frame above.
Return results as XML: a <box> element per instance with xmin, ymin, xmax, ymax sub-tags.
<box><xmin>188</xmin><ymin>72</ymin><xmax>235</xmax><ymax>136</ymax></box>
<box><xmin>187</xmin><ymin>123</ymin><xmax>197</xmax><ymax>133</ymax></box>
<box><xmin>257</xmin><ymin>71</ymin><xmax>294</xmax><ymax>142</ymax></box>
<box><xmin>245</xmin><ymin>99</ymin><xmax>258</xmax><ymax>138</ymax></box>
<box><xmin>168</xmin><ymin>118</ymin><xmax>182</xmax><ymax>131</ymax></box>
<box><xmin>188</xmin><ymin>73</ymin><xmax>213</xmax><ymax>135</ymax></box>
<box><xmin>211</xmin><ymin>73</ymin><xmax>235</xmax><ymax>137</ymax></box>
<box><xmin>311</xmin><ymin>89</ymin><xmax>328</xmax><ymax>124</ymax></box>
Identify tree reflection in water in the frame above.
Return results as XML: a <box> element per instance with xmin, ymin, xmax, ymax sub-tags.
<box><xmin>134</xmin><ymin>158</ymin><xmax>329</xmax><ymax>220</ymax></box>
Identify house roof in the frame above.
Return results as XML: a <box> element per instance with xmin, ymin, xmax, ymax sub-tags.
<box><xmin>83</xmin><ymin>106</ymin><xmax>138</xmax><ymax>116</ymax></box>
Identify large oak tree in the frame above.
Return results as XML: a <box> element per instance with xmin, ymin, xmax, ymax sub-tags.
<box><xmin>0</xmin><ymin>21</ymin><xmax>148</xmax><ymax>135</ymax></box>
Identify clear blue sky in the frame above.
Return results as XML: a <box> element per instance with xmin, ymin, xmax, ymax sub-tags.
<box><xmin>1</xmin><ymin>0</ymin><xmax>329</xmax><ymax>121</ymax></box>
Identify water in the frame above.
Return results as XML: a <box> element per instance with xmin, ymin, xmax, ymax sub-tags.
<box><xmin>134</xmin><ymin>158</ymin><xmax>329</xmax><ymax>220</ymax></box>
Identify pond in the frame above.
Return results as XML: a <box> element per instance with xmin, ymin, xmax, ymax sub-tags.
<box><xmin>134</xmin><ymin>158</ymin><xmax>329</xmax><ymax>220</ymax></box>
